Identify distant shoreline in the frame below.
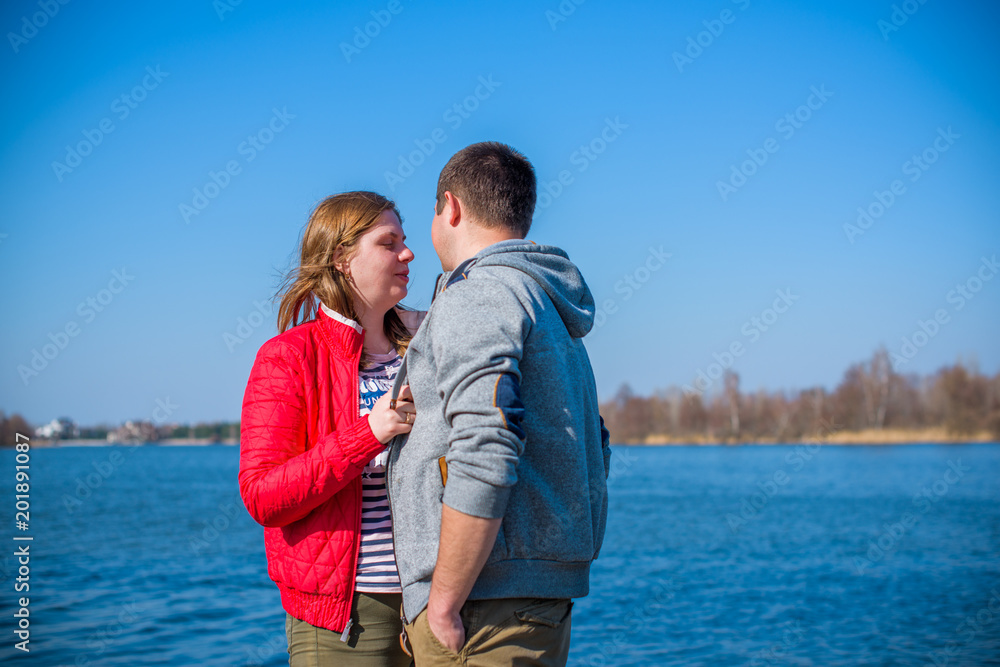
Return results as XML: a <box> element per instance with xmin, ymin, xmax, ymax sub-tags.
<box><xmin>630</xmin><ymin>427</ymin><xmax>997</xmax><ymax>446</ymax></box>
<box><xmin>15</xmin><ymin>429</ymin><xmax>997</xmax><ymax>448</ymax></box>
<box><xmin>22</xmin><ymin>438</ymin><xmax>239</xmax><ymax>448</ymax></box>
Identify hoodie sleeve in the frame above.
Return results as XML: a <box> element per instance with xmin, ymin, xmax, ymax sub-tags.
<box><xmin>429</xmin><ymin>279</ymin><xmax>530</xmax><ymax>519</ymax></box>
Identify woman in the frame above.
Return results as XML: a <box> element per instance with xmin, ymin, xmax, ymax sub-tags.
<box><xmin>239</xmin><ymin>191</ymin><xmax>423</xmax><ymax>665</ymax></box>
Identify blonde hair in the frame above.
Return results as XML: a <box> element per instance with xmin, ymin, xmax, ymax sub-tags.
<box><xmin>275</xmin><ymin>191</ymin><xmax>412</xmax><ymax>365</ymax></box>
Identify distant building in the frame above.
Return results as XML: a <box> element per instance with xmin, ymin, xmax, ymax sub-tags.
<box><xmin>35</xmin><ymin>417</ymin><xmax>78</xmax><ymax>440</ymax></box>
<box><xmin>107</xmin><ymin>421</ymin><xmax>160</xmax><ymax>444</ymax></box>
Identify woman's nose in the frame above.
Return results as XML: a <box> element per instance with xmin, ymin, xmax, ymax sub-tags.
<box><xmin>401</xmin><ymin>245</ymin><xmax>414</xmax><ymax>262</ymax></box>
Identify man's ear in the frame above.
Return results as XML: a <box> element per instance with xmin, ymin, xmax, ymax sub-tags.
<box><xmin>442</xmin><ymin>191</ymin><xmax>462</xmax><ymax>228</ymax></box>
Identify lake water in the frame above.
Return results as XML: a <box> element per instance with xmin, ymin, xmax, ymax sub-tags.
<box><xmin>1</xmin><ymin>443</ymin><xmax>998</xmax><ymax>666</ymax></box>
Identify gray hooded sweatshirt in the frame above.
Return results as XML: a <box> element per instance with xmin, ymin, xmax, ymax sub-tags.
<box><xmin>387</xmin><ymin>240</ymin><xmax>611</xmax><ymax>623</ymax></box>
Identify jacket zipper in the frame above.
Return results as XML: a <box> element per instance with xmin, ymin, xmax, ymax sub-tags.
<box><xmin>341</xmin><ymin>336</ymin><xmax>363</xmax><ymax>641</ymax></box>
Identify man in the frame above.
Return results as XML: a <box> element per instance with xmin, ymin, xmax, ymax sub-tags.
<box><xmin>387</xmin><ymin>141</ymin><xmax>611</xmax><ymax>665</ymax></box>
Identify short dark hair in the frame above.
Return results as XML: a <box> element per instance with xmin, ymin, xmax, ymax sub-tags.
<box><xmin>435</xmin><ymin>142</ymin><xmax>536</xmax><ymax>238</ymax></box>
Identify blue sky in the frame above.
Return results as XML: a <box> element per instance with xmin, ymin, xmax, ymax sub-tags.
<box><xmin>1</xmin><ymin>0</ymin><xmax>998</xmax><ymax>426</ymax></box>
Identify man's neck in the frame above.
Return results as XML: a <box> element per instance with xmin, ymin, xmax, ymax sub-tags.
<box><xmin>450</xmin><ymin>231</ymin><xmax>522</xmax><ymax>271</ymax></box>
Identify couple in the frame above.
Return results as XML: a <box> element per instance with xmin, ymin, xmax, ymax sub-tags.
<box><xmin>239</xmin><ymin>142</ymin><xmax>611</xmax><ymax>666</ymax></box>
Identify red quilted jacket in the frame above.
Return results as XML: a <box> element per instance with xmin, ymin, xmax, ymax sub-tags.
<box><xmin>238</xmin><ymin>305</ymin><xmax>388</xmax><ymax>633</ymax></box>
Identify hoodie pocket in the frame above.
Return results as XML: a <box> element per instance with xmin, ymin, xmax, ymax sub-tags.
<box><xmin>502</xmin><ymin>496</ymin><xmax>597</xmax><ymax>563</ymax></box>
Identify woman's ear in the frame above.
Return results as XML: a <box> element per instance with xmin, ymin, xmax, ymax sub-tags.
<box><xmin>332</xmin><ymin>245</ymin><xmax>350</xmax><ymax>277</ymax></box>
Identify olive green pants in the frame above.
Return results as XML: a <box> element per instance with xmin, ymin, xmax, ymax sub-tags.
<box><xmin>286</xmin><ymin>592</ymin><xmax>410</xmax><ymax>667</ymax></box>
<box><xmin>404</xmin><ymin>597</ymin><xmax>573</xmax><ymax>666</ymax></box>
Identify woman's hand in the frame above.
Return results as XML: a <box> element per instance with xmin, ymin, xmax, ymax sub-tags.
<box><xmin>368</xmin><ymin>385</ymin><xmax>416</xmax><ymax>444</ymax></box>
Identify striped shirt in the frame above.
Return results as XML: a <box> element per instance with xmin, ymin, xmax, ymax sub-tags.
<box><xmin>355</xmin><ymin>350</ymin><xmax>402</xmax><ymax>593</ymax></box>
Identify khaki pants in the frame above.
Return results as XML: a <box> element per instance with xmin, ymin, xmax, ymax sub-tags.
<box><xmin>404</xmin><ymin>598</ymin><xmax>572</xmax><ymax>666</ymax></box>
<box><xmin>286</xmin><ymin>592</ymin><xmax>411</xmax><ymax>667</ymax></box>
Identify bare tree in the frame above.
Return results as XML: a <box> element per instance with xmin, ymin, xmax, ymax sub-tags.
<box><xmin>724</xmin><ymin>371</ymin><xmax>740</xmax><ymax>439</ymax></box>
<box><xmin>678</xmin><ymin>392</ymin><xmax>707</xmax><ymax>436</ymax></box>
<box><xmin>937</xmin><ymin>363</ymin><xmax>987</xmax><ymax>435</ymax></box>
<box><xmin>860</xmin><ymin>347</ymin><xmax>893</xmax><ymax>429</ymax></box>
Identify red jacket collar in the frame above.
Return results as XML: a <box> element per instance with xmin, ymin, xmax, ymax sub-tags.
<box><xmin>316</xmin><ymin>303</ymin><xmax>364</xmax><ymax>360</ymax></box>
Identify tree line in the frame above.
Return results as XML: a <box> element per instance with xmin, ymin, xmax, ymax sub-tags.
<box><xmin>0</xmin><ymin>412</ymin><xmax>32</xmax><ymax>447</ymax></box>
<box><xmin>601</xmin><ymin>348</ymin><xmax>1000</xmax><ymax>443</ymax></box>
<box><xmin>5</xmin><ymin>348</ymin><xmax>998</xmax><ymax>446</ymax></box>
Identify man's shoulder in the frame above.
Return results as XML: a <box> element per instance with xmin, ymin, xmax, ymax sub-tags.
<box><xmin>436</xmin><ymin>266</ymin><xmax>527</xmax><ymax>306</ymax></box>
<box><xmin>424</xmin><ymin>271</ymin><xmax>530</xmax><ymax>346</ymax></box>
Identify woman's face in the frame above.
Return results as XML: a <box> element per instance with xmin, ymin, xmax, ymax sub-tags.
<box><xmin>344</xmin><ymin>209</ymin><xmax>414</xmax><ymax>317</ymax></box>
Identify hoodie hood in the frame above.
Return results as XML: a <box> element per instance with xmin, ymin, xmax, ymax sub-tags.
<box><xmin>470</xmin><ymin>241</ymin><xmax>595</xmax><ymax>338</ymax></box>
